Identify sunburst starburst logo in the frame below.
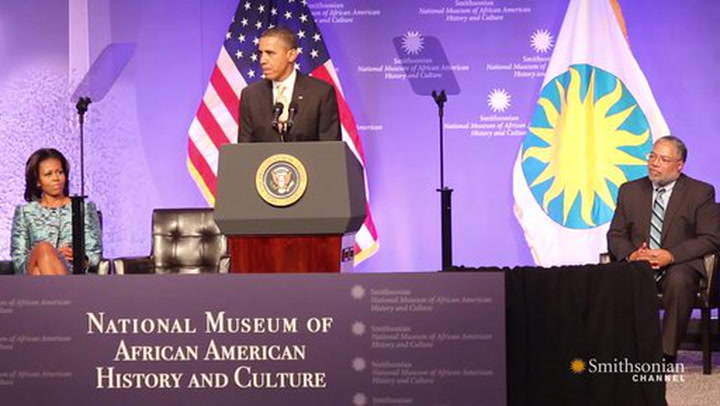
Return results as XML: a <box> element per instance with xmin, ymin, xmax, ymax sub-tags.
<box><xmin>351</xmin><ymin>357</ymin><xmax>367</xmax><ymax>372</ymax></box>
<box><xmin>401</xmin><ymin>31</ymin><xmax>424</xmax><ymax>55</ymax></box>
<box><xmin>521</xmin><ymin>64</ymin><xmax>652</xmax><ymax>229</ymax></box>
<box><xmin>570</xmin><ymin>358</ymin><xmax>586</xmax><ymax>374</ymax></box>
<box><xmin>530</xmin><ymin>29</ymin><xmax>554</xmax><ymax>53</ymax></box>
<box><xmin>353</xmin><ymin>393</ymin><xmax>368</xmax><ymax>406</ymax></box>
<box><xmin>350</xmin><ymin>285</ymin><xmax>365</xmax><ymax>300</ymax></box>
<box><xmin>488</xmin><ymin>89</ymin><xmax>511</xmax><ymax>112</ymax></box>
<box><xmin>351</xmin><ymin>321</ymin><xmax>366</xmax><ymax>336</ymax></box>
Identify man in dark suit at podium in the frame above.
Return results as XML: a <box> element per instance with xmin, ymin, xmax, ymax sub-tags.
<box><xmin>607</xmin><ymin>135</ymin><xmax>720</xmax><ymax>364</ymax></box>
<box><xmin>238</xmin><ymin>26</ymin><xmax>341</xmax><ymax>143</ymax></box>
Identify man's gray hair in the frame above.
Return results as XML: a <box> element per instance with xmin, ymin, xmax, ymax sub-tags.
<box><xmin>657</xmin><ymin>135</ymin><xmax>687</xmax><ymax>162</ymax></box>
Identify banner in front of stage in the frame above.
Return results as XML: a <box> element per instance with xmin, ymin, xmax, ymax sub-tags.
<box><xmin>0</xmin><ymin>273</ymin><xmax>505</xmax><ymax>405</ymax></box>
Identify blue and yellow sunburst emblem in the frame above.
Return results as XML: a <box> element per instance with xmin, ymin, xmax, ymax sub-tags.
<box><xmin>521</xmin><ymin>64</ymin><xmax>652</xmax><ymax>229</ymax></box>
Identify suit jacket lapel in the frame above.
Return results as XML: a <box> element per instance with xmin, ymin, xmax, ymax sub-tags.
<box><xmin>291</xmin><ymin>73</ymin><xmax>307</xmax><ymax>103</ymax></box>
<box><xmin>661</xmin><ymin>174</ymin><xmax>686</xmax><ymax>239</ymax></box>
<box><xmin>289</xmin><ymin>73</ymin><xmax>307</xmax><ymax>137</ymax></box>
<box><xmin>261</xmin><ymin>80</ymin><xmax>273</xmax><ymax>122</ymax></box>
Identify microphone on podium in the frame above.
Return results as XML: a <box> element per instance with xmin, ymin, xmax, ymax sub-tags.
<box><xmin>286</xmin><ymin>102</ymin><xmax>298</xmax><ymax>141</ymax></box>
<box><xmin>271</xmin><ymin>102</ymin><xmax>284</xmax><ymax>132</ymax></box>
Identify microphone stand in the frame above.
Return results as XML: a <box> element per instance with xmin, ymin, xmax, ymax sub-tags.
<box><xmin>432</xmin><ymin>90</ymin><xmax>453</xmax><ymax>270</ymax></box>
<box><xmin>271</xmin><ymin>103</ymin><xmax>285</xmax><ymax>142</ymax></box>
<box><xmin>285</xmin><ymin>102</ymin><xmax>298</xmax><ymax>142</ymax></box>
<box><xmin>71</xmin><ymin>97</ymin><xmax>91</xmax><ymax>274</ymax></box>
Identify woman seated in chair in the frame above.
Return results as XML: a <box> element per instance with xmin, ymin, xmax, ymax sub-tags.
<box><xmin>10</xmin><ymin>148</ymin><xmax>102</xmax><ymax>275</ymax></box>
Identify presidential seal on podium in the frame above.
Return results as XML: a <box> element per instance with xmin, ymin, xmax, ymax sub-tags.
<box><xmin>255</xmin><ymin>154</ymin><xmax>308</xmax><ymax>207</ymax></box>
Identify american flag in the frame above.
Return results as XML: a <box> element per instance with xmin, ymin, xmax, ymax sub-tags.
<box><xmin>187</xmin><ymin>0</ymin><xmax>379</xmax><ymax>264</ymax></box>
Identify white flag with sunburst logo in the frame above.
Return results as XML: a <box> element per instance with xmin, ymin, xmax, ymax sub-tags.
<box><xmin>513</xmin><ymin>0</ymin><xmax>669</xmax><ymax>266</ymax></box>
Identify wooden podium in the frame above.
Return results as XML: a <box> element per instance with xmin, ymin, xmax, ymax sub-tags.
<box><xmin>214</xmin><ymin>142</ymin><xmax>367</xmax><ymax>273</ymax></box>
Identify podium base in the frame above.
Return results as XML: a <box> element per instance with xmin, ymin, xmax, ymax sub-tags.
<box><xmin>228</xmin><ymin>234</ymin><xmax>355</xmax><ymax>273</ymax></box>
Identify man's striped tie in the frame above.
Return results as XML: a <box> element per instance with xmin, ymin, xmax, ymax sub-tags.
<box><xmin>276</xmin><ymin>84</ymin><xmax>289</xmax><ymax>133</ymax></box>
<box><xmin>649</xmin><ymin>187</ymin><xmax>666</xmax><ymax>249</ymax></box>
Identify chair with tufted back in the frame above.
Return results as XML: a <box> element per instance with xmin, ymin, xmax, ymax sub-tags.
<box><xmin>113</xmin><ymin>208</ymin><xmax>229</xmax><ymax>274</ymax></box>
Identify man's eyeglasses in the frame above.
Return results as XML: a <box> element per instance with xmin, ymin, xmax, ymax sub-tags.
<box><xmin>646</xmin><ymin>153</ymin><xmax>680</xmax><ymax>165</ymax></box>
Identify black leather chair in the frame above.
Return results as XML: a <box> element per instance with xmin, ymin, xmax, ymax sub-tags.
<box><xmin>600</xmin><ymin>251</ymin><xmax>720</xmax><ymax>374</ymax></box>
<box><xmin>113</xmin><ymin>208</ymin><xmax>230</xmax><ymax>274</ymax></box>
